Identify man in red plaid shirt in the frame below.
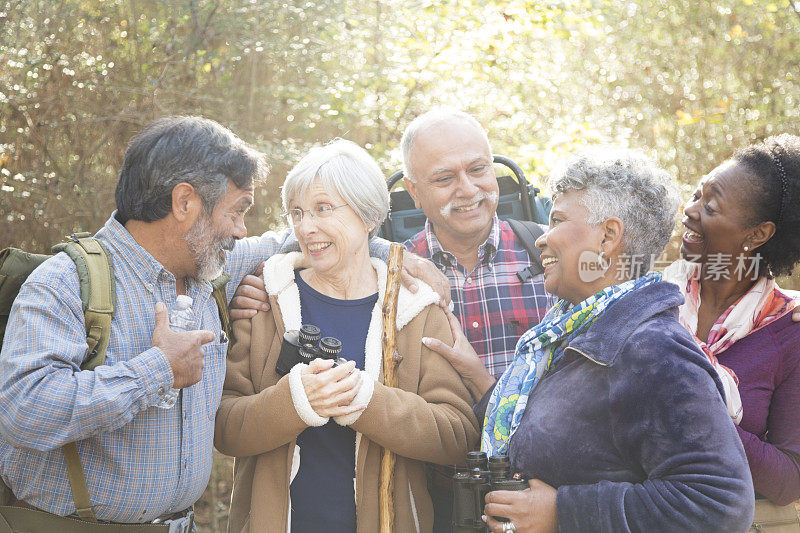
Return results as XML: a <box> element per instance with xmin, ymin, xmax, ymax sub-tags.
<box><xmin>400</xmin><ymin>109</ymin><xmax>555</xmax><ymax>532</ymax></box>
<box><xmin>401</xmin><ymin>109</ymin><xmax>554</xmax><ymax>399</ymax></box>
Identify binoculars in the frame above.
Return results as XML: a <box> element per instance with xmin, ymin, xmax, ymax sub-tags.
<box><xmin>275</xmin><ymin>324</ymin><xmax>345</xmax><ymax>376</ymax></box>
<box><xmin>453</xmin><ymin>451</ymin><xmax>527</xmax><ymax>532</ymax></box>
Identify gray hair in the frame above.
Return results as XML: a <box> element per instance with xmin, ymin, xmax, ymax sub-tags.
<box><xmin>549</xmin><ymin>147</ymin><xmax>680</xmax><ymax>274</ymax></box>
<box><xmin>281</xmin><ymin>139</ymin><xmax>389</xmax><ymax>238</ymax></box>
<box><xmin>115</xmin><ymin>116</ymin><xmax>269</xmax><ymax>224</ymax></box>
<box><xmin>400</xmin><ymin>107</ymin><xmax>492</xmax><ymax>182</ymax></box>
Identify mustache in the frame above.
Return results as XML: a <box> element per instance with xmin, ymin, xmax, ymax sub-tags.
<box><xmin>439</xmin><ymin>190</ymin><xmax>498</xmax><ymax>218</ymax></box>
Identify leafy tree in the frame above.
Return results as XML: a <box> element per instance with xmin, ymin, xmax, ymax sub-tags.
<box><xmin>2</xmin><ymin>0</ymin><xmax>798</xmax><ymax>253</ymax></box>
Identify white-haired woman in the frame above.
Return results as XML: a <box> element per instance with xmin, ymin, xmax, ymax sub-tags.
<box><xmin>434</xmin><ymin>149</ymin><xmax>755</xmax><ymax>532</ymax></box>
<box><xmin>214</xmin><ymin>139</ymin><xmax>478</xmax><ymax>533</ymax></box>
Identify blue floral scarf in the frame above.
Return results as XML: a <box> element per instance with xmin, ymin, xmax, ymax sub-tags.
<box><xmin>481</xmin><ymin>272</ymin><xmax>662</xmax><ymax>455</ymax></box>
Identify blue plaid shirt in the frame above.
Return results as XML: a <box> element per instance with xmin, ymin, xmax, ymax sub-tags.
<box><xmin>0</xmin><ymin>213</ymin><xmax>299</xmax><ymax>522</ymax></box>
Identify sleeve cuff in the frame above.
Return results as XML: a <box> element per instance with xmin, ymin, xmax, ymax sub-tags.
<box><xmin>288</xmin><ymin>363</ymin><xmax>329</xmax><ymax>427</ymax></box>
<box><xmin>556</xmin><ymin>484</ymin><xmax>601</xmax><ymax>532</ymax></box>
<box><xmin>333</xmin><ymin>371</ymin><xmax>374</xmax><ymax>426</ymax></box>
<box><xmin>129</xmin><ymin>347</ymin><xmax>174</xmax><ymax>408</ymax></box>
<box><xmin>275</xmin><ymin>227</ymin><xmax>301</xmax><ymax>254</ymax></box>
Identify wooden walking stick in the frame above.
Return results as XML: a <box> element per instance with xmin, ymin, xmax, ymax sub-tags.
<box><xmin>379</xmin><ymin>243</ymin><xmax>404</xmax><ymax>533</ymax></box>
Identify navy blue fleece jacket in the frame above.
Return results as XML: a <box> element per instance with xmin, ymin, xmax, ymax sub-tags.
<box><xmin>477</xmin><ymin>281</ymin><xmax>754</xmax><ymax>532</ymax></box>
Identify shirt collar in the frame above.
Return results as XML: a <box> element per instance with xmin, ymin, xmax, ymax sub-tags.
<box><xmin>98</xmin><ymin>212</ymin><xmax>208</xmax><ymax>296</ymax></box>
<box><xmin>423</xmin><ymin>219</ymin><xmax>450</xmax><ymax>266</ymax></box>
<box><xmin>98</xmin><ymin>212</ymin><xmax>167</xmax><ymax>286</ymax></box>
<box><xmin>481</xmin><ymin>215</ymin><xmax>501</xmax><ymax>260</ymax></box>
<box><xmin>425</xmin><ymin>215</ymin><xmax>501</xmax><ymax>268</ymax></box>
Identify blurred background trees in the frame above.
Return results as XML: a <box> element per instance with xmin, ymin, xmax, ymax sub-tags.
<box><xmin>3</xmin><ymin>0</ymin><xmax>800</xmax><ymax>251</ymax></box>
<box><xmin>2</xmin><ymin>0</ymin><xmax>799</xmax><ymax>527</ymax></box>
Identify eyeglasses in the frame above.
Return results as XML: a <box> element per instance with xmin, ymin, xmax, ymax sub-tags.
<box><xmin>284</xmin><ymin>203</ymin><xmax>348</xmax><ymax>226</ymax></box>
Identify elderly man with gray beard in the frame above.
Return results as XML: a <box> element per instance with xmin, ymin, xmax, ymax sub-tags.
<box><xmin>0</xmin><ymin>116</ymin><xmax>275</xmax><ymax>532</ymax></box>
<box><xmin>0</xmin><ymin>116</ymin><xmax>444</xmax><ymax>532</ymax></box>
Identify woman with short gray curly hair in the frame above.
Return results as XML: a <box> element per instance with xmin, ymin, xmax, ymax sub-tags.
<box><xmin>474</xmin><ymin>147</ymin><xmax>754</xmax><ymax>532</ymax></box>
<box><xmin>548</xmin><ymin>147</ymin><xmax>679</xmax><ymax>276</ymax></box>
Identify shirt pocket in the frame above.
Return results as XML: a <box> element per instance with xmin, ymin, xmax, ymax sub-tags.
<box><xmin>203</xmin><ymin>338</ymin><xmax>229</xmax><ymax>420</ymax></box>
<box><xmin>502</xmin><ymin>307</ymin><xmax>538</xmax><ymax>339</ymax></box>
<box><xmin>503</xmin><ymin>272</ymin><xmax>550</xmax><ymax>336</ymax></box>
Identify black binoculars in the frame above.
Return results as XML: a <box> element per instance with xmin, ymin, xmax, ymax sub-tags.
<box><xmin>275</xmin><ymin>324</ymin><xmax>345</xmax><ymax>376</ymax></box>
<box><xmin>453</xmin><ymin>451</ymin><xmax>528</xmax><ymax>532</ymax></box>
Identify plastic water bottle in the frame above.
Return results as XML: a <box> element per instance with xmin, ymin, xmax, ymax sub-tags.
<box><xmin>156</xmin><ymin>295</ymin><xmax>197</xmax><ymax>409</ymax></box>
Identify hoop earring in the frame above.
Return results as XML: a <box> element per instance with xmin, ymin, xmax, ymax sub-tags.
<box><xmin>597</xmin><ymin>250</ymin><xmax>610</xmax><ymax>271</ymax></box>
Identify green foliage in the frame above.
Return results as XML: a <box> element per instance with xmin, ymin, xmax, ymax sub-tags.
<box><xmin>2</xmin><ymin>0</ymin><xmax>799</xmax><ymax>256</ymax></box>
<box><xmin>2</xmin><ymin>3</ymin><xmax>799</xmax><ymax>525</ymax></box>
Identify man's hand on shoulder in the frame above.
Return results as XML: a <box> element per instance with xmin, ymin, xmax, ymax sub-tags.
<box><xmin>230</xmin><ymin>268</ymin><xmax>270</xmax><ymax>321</ymax></box>
<box><xmin>152</xmin><ymin>302</ymin><xmax>214</xmax><ymax>389</ymax></box>
<box><xmin>401</xmin><ymin>251</ymin><xmax>451</xmax><ymax>307</ymax></box>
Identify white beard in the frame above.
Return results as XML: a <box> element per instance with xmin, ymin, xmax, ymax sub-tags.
<box><xmin>184</xmin><ymin>214</ymin><xmax>236</xmax><ymax>280</ymax></box>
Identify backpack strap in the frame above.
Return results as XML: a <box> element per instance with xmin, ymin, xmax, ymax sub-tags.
<box><xmin>52</xmin><ymin>233</ymin><xmax>116</xmax><ymax>371</ymax></box>
<box><xmin>210</xmin><ymin>272</ymin><xmax>232</xmax><ymax>343</ymax></box>
<box><xmin>51</xmin><ymin>233</ymin><xmax>116</xmax><ymax>523</ymax></box>
<box><xmin>506</xmin><ymin>219</ymin><xmax>547</xmax><ymax>283</ymax></box>
<box><xmin>61</xmin><ymin>442</ymin><xmax>96</xmax><ymax>521</ymax></box>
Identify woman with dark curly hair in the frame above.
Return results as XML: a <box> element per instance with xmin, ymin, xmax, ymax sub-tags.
<box><xmin>665</xmin><ymin>133</ymin><xmax>800</xmax><ymax>529</ymax></box>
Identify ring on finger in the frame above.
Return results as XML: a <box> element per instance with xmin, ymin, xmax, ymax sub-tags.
<box><xmin>501</xmin><ymin>521</ymin><xmax>517</xmax><ymax>533</ymax></box>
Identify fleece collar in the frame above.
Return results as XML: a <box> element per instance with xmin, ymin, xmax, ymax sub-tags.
<box><xmin>262</xmin><ymin>252</ymin><xmax>439</xmax><ymax>380</ymax></box>
<box><xmin>567</xmin><ymin>281</ymin><xmax>684</xmax><ymax>367</ymax></box>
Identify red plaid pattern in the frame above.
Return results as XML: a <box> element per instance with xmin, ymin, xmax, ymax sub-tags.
<box><xmin>405</xmin><ymin>216</ymin><xmax>554</xmax><ymax>378</ymax></box>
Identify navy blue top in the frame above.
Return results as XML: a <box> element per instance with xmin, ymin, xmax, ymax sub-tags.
<box><xmin>290</xmin><ymin>270</ymin><xmax>378</xmax><ymax>533</ymax></box>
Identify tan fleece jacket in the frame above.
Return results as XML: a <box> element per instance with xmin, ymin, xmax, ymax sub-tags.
<box><xmin>214</xmin><ymin>253</ymin><xmax>479</xmax><ymax>532</ymax></box>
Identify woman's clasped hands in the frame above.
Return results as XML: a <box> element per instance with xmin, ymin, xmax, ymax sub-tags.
<box><xmin>300</xmin><ymin>358</ymin><xmax>367</xmax><ymax>418</ymax></box>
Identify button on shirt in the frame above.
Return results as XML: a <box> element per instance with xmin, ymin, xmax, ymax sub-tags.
<box><xmin>0</xmin><ymin>213</ymin><xmax>297</xmax><ymax>522</ymax></box>
<box><xmin>405</xmin><ymin>216</ymin><xmax>555</xmax><ymax>378</ymax></box>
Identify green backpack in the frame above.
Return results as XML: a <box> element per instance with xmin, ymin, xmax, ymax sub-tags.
<box><xmin>0</xmin><ymin>232</ymin><xmax>232</xmax><ymax>521</ymax></box>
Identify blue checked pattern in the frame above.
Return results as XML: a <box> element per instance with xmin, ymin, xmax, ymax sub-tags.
<box><xmin>405</xmin><ymin>216</ymin><xmax>555</xmax><ymax>378</ymax></box>
<box><xmin>0</xmin><ymin>213</ymin><xmax>299</xmax><ymax>522</ymax></box>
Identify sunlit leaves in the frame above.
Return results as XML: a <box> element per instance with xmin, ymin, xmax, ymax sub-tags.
<box><xmin>2</xmin><ymin>0</ymin><xmax>799</xmax><ymax>253</ymax></box>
